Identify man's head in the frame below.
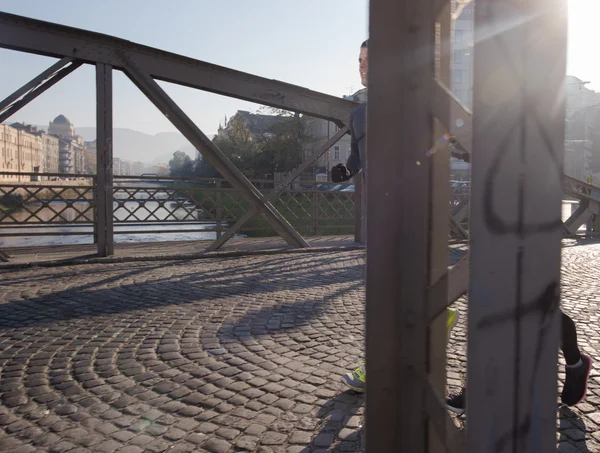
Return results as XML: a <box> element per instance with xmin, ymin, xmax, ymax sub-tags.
<box><xmin>359</xmin><ymin>39</ymin><xmax>368</xmax><ymax>87</ymax></box>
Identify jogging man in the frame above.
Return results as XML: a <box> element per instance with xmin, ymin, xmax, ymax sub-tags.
<box><xmin>447</xmin><ymin>311</ymin><xmax>591</xmax><ymax>415</ymax></box>
<box><xmin>333</xmin><ymin>39</ymin><xmax>460</xmax><ymax>392</ymax></box>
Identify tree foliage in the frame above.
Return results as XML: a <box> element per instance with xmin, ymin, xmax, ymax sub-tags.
<box><xmin>186</xmin><ymin>109</ymin><xmax>314</xmax><ymax>180</ymax></box>
<box><xmin>168</xmin><ymin>150</ymin><xmax>194</xmax><ymax>177</ymax></box>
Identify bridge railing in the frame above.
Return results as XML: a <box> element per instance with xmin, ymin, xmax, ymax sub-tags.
<box><xmin>1</xmin><ymin>170</ymin><xmax>476</xmax><ymax>245</ymax></box>
<box><xmin>0</xmin><ymin>171</ymin><xmax>360</xmax><ymax>244</ymax></box>
<box><xmin>111</xmin><ymin>174</ymin><xmax>358</xmax><ymax>238</ymax></box>
<box><xmin>0</xmin><ymin>171</ymin><xmax>96</xmax><ymax>232</ymax></box>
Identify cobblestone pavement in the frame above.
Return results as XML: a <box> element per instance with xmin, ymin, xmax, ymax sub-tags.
<box><xmin>449</xmin><ymin>239</ymin><xmax>600</xmax><ymax>453</ymax></box>
<box><xmin>0</xmin><ymin>240</ymin><xmax>599</xmax><ymax>452</ymax></box>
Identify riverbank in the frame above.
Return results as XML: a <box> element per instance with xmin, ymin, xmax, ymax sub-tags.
<box><xmin>191</xmin><ymin>189</ymin><xmax>355</xmax><ymax>237</ymax></box>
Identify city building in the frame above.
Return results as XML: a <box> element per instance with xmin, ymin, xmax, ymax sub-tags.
<box><xmin>113</xmin><ymin>157</ymin><xmax>124</xmax><ymax>176</ymax></box>
<box><xmin>229</xmin><ymin>110</ymin><xmax>289</xmax><ymax>136</ymax></box>
<box><xmin>1</xmin><ymin>115</ymin><xmax>169</xmax><ymax>181</ymax></box>
<box><xmin>449</xmin><ymin>1</ymin><xmax>474</xmax><ymax>181</ymax></box>
<box><xmin>121</xmin><ymin>160</ymin><xmax>134</xmax><ymax>175</ymax></box>
<box><xmin>58</xmin><ymin>137</ymin><xmax>86</xmax><ymax>174</ymax></box>
<box><xmin>9</xmin><ymin>123</ymin><xmax>60</xmax><ymax>177</ymax></box>
<box><xmin>216</xmin><ymin>109</ymin><xmax>320</xmax><ymax>181</ymax></box>
<box><xmin>301</xmin><ymin>89</ymin><xmax>367</xmax><ymax>181</ymax></box>
<box><xmin>41</xmin><ymin>131</ymin><xmax>60</xmax><ymax>174</ymax></box>
<box><xmin>566</xmin><ymin>75</ymin><xmax>600</xmax><ymax>117</ymax></box>
<box><xmin>307</xmin><ymin>118</ymin><xmax>351</xmax><ymax>179</ymax></box>
<box><xmin>563</xmin><ymin>76</ymin><xmax>600</xmax><ymax>182</ymax></box>
<box><xmin>48</xmin><ymin>114</ymin><xmax>86</xmax><ymax>174</ymax></box>
<box><xmin>18</xmin><ymin>124</ymin><xmax>59</xmax><ymax>175</ymax></box>
<box><xmin>564</xmin><ymin>140</ymin><xmax>589</xmax><ymax>182</ymax></box>
<box><xmin>48</xmin><ymin>114</ymin><xmax>75</xmax><ymax>138</ymax></box>
<box><xmin>0</xmin><ymin>123</ymin><xmax>44</xmax><ymax>182</ymax></box>
<box><xmin>452</xmin><ymin>0</ymin><xmax>474</xmax><ymax>110</ymax></box>
<box><xmin>447</xmin><ymin>4</ymin><xmax>600</xmax><ymax>183</ymax></box>
<box><xmin>84</xmin><ymin>140</ymin><xmax>97</xmax><ymax>174</ymax></box>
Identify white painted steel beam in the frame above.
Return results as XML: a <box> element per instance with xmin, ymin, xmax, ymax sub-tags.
<box><xmin>467</xmin><ymin>1</ymin><xmax>567</xmax><ymax>451</ymax></box>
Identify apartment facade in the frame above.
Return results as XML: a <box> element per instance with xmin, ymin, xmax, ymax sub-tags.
<box><xmin>0</xmin><ymin>124</ymin><xmax>44</xmax><ymax>182</ymax></box>
<box><xmin>308</xmin><ymin>119</ymin><xmax>352</xmax><ymax>177</ymax></box>
<box><xmin>10</xmin><ymin>123</ymin><xmax>60</xmax><ymax>176</ymax></box>
<box><xmin>83</xmin><ymin>140</ymin><xmax>97</xmax><ymax>174</ymax></box>
<box><xmin>48</xmin><ymin>114</ymin><xmax>87</xmax><ymax>174</ymax></box>
<box><xmin>305</xmin><ymin>89</ymin><xmax>366</xmax><ymax>180</ymax></box>
<box><xmin>451</xmin><ymin>0</ymin><xmax>474</xmax><ymax>110</ymax></box>
<box><xmin>41</xmin><ymin>132</ymin><xmax>60</xmax><ymax>174</ymax></box>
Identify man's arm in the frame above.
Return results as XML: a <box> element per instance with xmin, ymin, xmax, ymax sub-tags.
<box><xmin>332</xmin><ymin>111</ymin><xmax>361</xmax><ymax>182</ymax></box>
<box><xmin>346</xmin><ymin>125</ymin><xmax>362</xmax><ymax>174</ymax></box>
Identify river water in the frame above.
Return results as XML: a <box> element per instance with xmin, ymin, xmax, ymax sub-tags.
<box><xmin>0</xmin><ymin>198</ymin><xmax>583</xmax><ymax>248</ymax></box>
<box><xmin>0</xmin><ymin>197</ymin><xmax>219</xmax><ymax>248</ymax></box>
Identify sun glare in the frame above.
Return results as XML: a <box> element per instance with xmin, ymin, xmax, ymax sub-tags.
<box><xmin>568</xmin><ymin>0</ymin><xmax>600</xmax><ymax>88</ymax></box>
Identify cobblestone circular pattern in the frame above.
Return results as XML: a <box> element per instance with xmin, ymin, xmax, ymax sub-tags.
<box><xmin>0</xmin><ymin>251</ymin><xmax>366</xmax><ymax>453</ymax></box>
<box><xmin>2</xmin><ymin>241</ymin><xmax>600</xmax><ymax>452</ymax></box>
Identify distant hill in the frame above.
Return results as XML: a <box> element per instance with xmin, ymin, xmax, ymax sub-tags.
<box><xmin>75</xmin><ymin>127</ymin><xmax>203</xmax><ymax>164</ymax></box>
<box><xmin>2</xmin><ymin>122</ymin><xmax>213</xmax><ymax>165</ymax></box>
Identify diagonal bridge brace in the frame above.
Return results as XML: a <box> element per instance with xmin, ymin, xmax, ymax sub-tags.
<box><xmin>432</xmin><ymin>78</ymin><xmax>472</xmax><ymax>156</ymax></box>
<box><xmin>0</xmin><ymin>57</ymin><xmax>83</xmax><ymax>124</ymax></box>
<box><xmin>119</xmin><ymin>51</ymin><xmax>309</xmax><ymax>248</ymax></box>
<box><xmin>205</xmin><ymin>127</ymin><xmax>349</xmax><ymax>252</ymax></box>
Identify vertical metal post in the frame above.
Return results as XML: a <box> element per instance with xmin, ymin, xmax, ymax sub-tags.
<box><xmin>354</xmin><ymin>176</ymin><xmax>364</xmax><ymax>243</ymax></box>
<box><xmin>313</xmin><ymin>182</ymin><xmax>319</xmax><ymax>236</ymax></box>
<box><xmin>17</xmin><ymin>131</ymin><xmax>22</xmax><ymax>183</ymax></box>
<box><xmin>93</xmin><ymin>176</ymin><xmax>98</xmax><ymax>244</ymax></box>
<box><xmin>365</xmin><ymin>1</ymin><xmax>434</xmax><ymax>452</ymax></box>
<box><xmin>427</xmin><ymin>3</ymin><xmax>452</xmax><ymax>452</ymax></box>
<box><xmin>467</xmin><ymin>1</ymin><xmax>567</xmax><ymax>451</ymax></box>
<box><xmin>215</xmin><ymin>180</ymin><xmax>222</xmax><ymax>238</ymax></box>
<box><xmin>96</xmin><ymin>63</ymin><xmax>114</xmax><ymax>257</ymax></box>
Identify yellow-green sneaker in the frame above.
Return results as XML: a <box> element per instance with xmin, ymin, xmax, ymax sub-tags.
<box><xmin>446</xmin><ymin>308</ymin><xmax>459</xmax><ymax>341</ymax></box>
<box><xmin>341</xmin><ymin>361</ymin><xmax>366</xmax><ymax>392</ymax></box>
<box><xmin>341</xmin><ymin>309</ymin><xmax>458</xmax><ymax>393</ymax></box>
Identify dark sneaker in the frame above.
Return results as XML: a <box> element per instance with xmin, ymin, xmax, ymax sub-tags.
<box><xmin>446</xmin><ymin>387</ymin><xmax>466</xmax><ymax>415</ymax></box>
<box><xmin>561</xmin><ymin>354</ymin><xmax>592</xmax><ymax>406</ymax></box>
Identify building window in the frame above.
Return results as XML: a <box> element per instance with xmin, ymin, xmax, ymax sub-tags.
<box><xmin>453</xmin><ymin>70</ymin><xmax>463</xmax><ymax>84</ymax></box>
<box><xmin>454</xmin><ymin>50</ymin><xmax>462</xmax><ymax>64</ymax></box>
<box><xmin>455</xmin><ymin>30</ymin><xmax>464</xmax><ymax>43</ymax></box>
<box><xmin>334</xmin><ymin>145</ymin><xmax>340</xmax><ymax>160</ymax></box>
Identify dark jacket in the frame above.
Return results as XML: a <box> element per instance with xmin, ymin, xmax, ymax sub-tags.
<box><xmin>346</xmin><ymin>101</ymin><xmax>367</xmax><ymax>178</ymax></box>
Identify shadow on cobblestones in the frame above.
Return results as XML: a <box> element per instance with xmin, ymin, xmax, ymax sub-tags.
<box><xmin>307</xmin><ymin>390</ymin><xmax>364</xmax><ymax>451</ymax></box>
<box><xmin>0</xmin><ymin>252</ymin><xmax>369</xmax><ymax>452</ymax></box>
<box><xmin>562</xmin><ymin>237</ymin><xmax>600</xmax><ymax>249</ymax></box>
<box><xmin>558</xmin><ymin>406</ymin><xmax>593</xmax><ymax>452</ymax></box>
<box><xmin>0</xmin><ymin>254</ymin><xmax>364</xmax><ymax>332</ymax></box>
<box><xmin>4</xmin><ymin>245</ymin><xmax>600</xmax><ymax>451</ymax></box>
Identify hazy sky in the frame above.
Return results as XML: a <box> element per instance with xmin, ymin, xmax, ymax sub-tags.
<box><xmin>0</xmin><ymin>0</ymin><xmax>369</xmax><ymax>136</ymax></box>
<box><xmin>566</xmin><ymin>0</ymin><xmax>600</xmax><ymax>88</ymax></box>
<box><xmin>0</xmin><ymin>0</ymin><xmax>596</xmax><ymax>136</ymax></box>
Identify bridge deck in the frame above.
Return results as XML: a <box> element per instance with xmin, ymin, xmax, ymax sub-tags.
<box><xmin>0</xmin><ymin>239</ymin><xmax>599</xmax><ymax>451</ymax></box>
<box><xmin>0</xmin><ymin>235</ymin><xmax>361</xmax><ymax>267</ymax></box>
